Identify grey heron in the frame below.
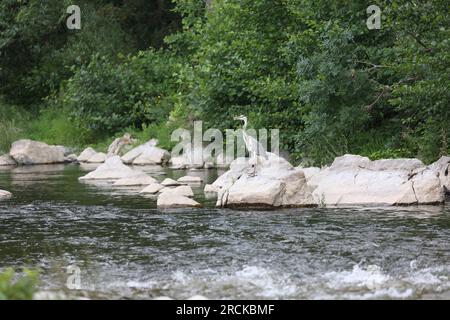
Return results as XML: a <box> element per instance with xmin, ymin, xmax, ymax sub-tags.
<box><xmin>233</xmin><ymin>115</ymin><xmax>268</xmax><ymax>176</ymax></box>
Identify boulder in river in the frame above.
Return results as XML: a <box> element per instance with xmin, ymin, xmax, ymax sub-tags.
<box><xmin>0</xmin><ymin>190</ymin><xmax>12</xmax><ymax>199</ymax></box>
<box><xmin>121</xmin><ymin>140</ymin><xmax>169</xmax><ymax>165</ymax></box>
<box><xmin>9</xmin><ymin>140</ymin><xmax>65</xmax><ymax>165</ymax></box>
<box><xmin>86</xmin><ymin>152</ymin><xmax>107</xmax><ymax>163</ymax></box>
<box><xmin>79</xmin><ymin>156</ymin><xmax>142</xmax><ymax>180</ymax></box>
<box><xmin>309</xmin><ymin>155</ymin><xmax>443</xmax><ymax>206</ymax></box>
<box><xmin>77</xmin><ymin>148</ymin><xmax>98</xmax><ymax>162</ymax></box>
<box><xmin>215</xmin><ymin>154</ymin><xmax>315</xmax><ymax>208</ymax></box>
<box><xmin>160</xmin><ymin>185</ymin><xmax>194</xmax><ymax>197</ymax></box>
<box><xmin>157</xmin><ymin>192</ymin><xmax>201</xmax><ymax>208</ymax></box>
<box><xmin>132</xmin><ymin>147</ymin><xmax>170</xmax><ymax>165</ymax></box>
<box><xmin>212</xmin><ymin>153</ymin><xmax>447</xmax><ymax>208</ymax></box>
<box><xmin>0</xmin><ymin>154</ymin><xmax>16</xmax><ymax>166</ymax></box>
<box><xmin>428</xmin><ymin>156</ymin><xmax>450</xmax><ymax>193</ymax></box>
<box><xmin>64</xmin><ymin>154</ymin><xmax>78</xmax><ymax>163</ymax></box>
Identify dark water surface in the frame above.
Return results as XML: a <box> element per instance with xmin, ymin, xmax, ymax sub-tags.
<box><xmin>0</xmin><ymin>164</ymin><xmax>449</xmax><ymax>299</ymax></box>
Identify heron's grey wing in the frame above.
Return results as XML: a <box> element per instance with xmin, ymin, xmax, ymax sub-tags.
<box><xmin>248</xmin><ymin>136</ymin><xmax>268</xmax><ymax>158</ymax></box>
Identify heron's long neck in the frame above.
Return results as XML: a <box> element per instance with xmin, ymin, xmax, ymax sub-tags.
<box><xmin>242</xmin><ymin>119</ymin><xmax>247</xmax><ymax>131</ymax></box>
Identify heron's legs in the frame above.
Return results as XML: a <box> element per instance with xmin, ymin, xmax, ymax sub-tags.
<box><xmin>247</xmin><ymin>154</ymin><xmax>257</xmax><ymax>177</ymax></box>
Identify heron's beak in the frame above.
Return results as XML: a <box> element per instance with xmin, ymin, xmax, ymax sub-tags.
<box><xmin>233</xmin><ymin>116</ymin><xmax>239</xmax><ymax>120</ymax></box>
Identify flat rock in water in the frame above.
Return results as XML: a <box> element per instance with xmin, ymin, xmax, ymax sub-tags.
<box><xmin>0</xmin><ymin>190</ymin><xmax>12</xmax><ymax>199</ymax></box>
<box><xmin>9</xmin><ymin>139</ymin><xmax>65</xmax><ymax>165</ymax></box>
<box><xmin>113</xmin><ymin>174</ymin><xmax>157</xmax><ymax>186</ymax></box>
<box><xmin>79</xmin><ymin>156</ymin><xmax>142</xmax><ymax>180</ymax></box>
<box><xmin>157</xmin><ymin>193</ymin><xmax>201</xmax><ymax>208</ymax></box>
<box><xmin>161</xmin><ymin>178</ymin><xmax>182</xmax><ymax>186</ymax></box>
<box><xmin>140</xmin><ymin>183</ymin><xmax>164</xmax><ymax>194</ymax></box>
<box><xmin>177</xmin><ymin>175</ymin><xmax>203</xmax><ymax>183</ymax></box>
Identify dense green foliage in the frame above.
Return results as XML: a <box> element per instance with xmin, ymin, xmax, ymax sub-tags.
<box><xmin>0</xmin><ymin>268</ymin><xmax>39</xmax><ymax>300</ymax></box>
<box><xmin>0</xmin><ymin>0</ymin><xmax>449</xmax><ymax>164</ymax></box>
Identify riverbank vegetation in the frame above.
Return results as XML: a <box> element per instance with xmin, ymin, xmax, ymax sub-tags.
<box><xmin>0</xmin><ymin>268</ymin><xmax>38</xmax><ymax>300</ymax></box>
<box><xmin>0</xmin><ymin>0</ymin><xmax>448</xmax><ymax>165</ymax></box>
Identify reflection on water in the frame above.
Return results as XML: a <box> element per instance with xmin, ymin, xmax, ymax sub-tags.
<box><xmin>0</xmin><ymin>164</ymin><xmax>450</xmax><ymax>299</ymax></box>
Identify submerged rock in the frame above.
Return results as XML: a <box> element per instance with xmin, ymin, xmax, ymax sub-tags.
<box><xmin>113</xmin><ymin>174</ymin><xmax>157</xmax><ymax>186</ymax></box>
<box><xmin>0</xmin><ymin>154</ymin><xmax>17</xmax><ymax>166</ymax></box>
<box><xmin>9</xmin><ymin>140</ymin><xmax>65</xmax><ymax>165</ymax></box>
<box><xmin>79</xmin><ymin>156</ymin><xmax>142</xmax><ymax>180</ymax></box>
<box><xmin>177</xmin><ymin>175</ymin><xmax>203</xmax><ymax>183</ymax></box>
<box><xmin>157</xmin><ymin>192</ymin><xmax>201</xmax><ymax>208</ymax></box>
<box><xmin>0</xmin><ymin>190</ymin><xmax>12</xmax><ymax>199</ymax></box>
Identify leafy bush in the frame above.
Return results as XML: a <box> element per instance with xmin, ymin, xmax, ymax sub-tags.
<box><xmin>63</xmin><ymin>50</ymin><xmax>182</xmax><ymax>136</ymax></box>
<box><xmin>0</xmin><ymin>268</ymin><xmax>39</xmax><ymax>300</ymax></box>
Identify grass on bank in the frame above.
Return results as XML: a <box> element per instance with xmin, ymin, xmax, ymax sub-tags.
<box><xmin>0</xmin><ymin>103</ymin><xmax>178</xmax><ymax>155</ymax></box>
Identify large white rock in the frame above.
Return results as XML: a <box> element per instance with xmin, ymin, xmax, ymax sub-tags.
<box><xmin>79</xmin><ymin>156</ymin><xmax>142</xmax><ymax>180</ymax></box>
<box><xmin>212</xmin><ymin>153</ymin><xmax>445</xmax><ymax>208</ymax></box>
<box><xmin>215</xmin><ymin>154</ymin><xmax>315</xmax><ymax>207</ymax></box>
<box><xmin>132</xmin><ymin>146</ymin><xmax>170</xmax><ymax>165</ymax></box>
<box><xmin>121</xmin><ymin>139</ymin><xmax>158</xmax><ymax>164</ymax></box>
<box><xmin>310</xmin><ymin>155</ymin><xmax>443</xmax><ymax>206</ymax></box>
<box><xmin>160</xmin><ymin>185</ymin><xmax>194</xmax><ymax>197</ymax></box>
<box><xmin>177</xmin><ymin>175</ymin><xmax>203</xmax><ymax>183</ymax></box>
<box><xmin>113</xmin><ymin>174</ymin><xmax>157</xmax><ymax>186</ymax></box>
<box><xmin>428</xmin><ymin>156</ymin><xmax>450</xmax><ymax>192</ymax></box>
<box><xmin>86</xmin><ymin>152</ymin><xmax>106</xmax><ymax>163</ymax></box>
<box><xmin>9</xmin><ymin>140</ymin><xmax>65</xmax><ymax>165</ymax></box>
<box><xmin>77</xmin><ymin>147</ymin><xmax>98</xmax><ymax>162</ymax></box>
<box><xmin>157</xmin><ymin>193</ymin><xmax>201</xmax><ymax>208</ymax></box>
<box><xmin>0</xmin><ymin>190</ymin><xmax>12</xmax><ymax>199</ymax></box>
<box><xmin>0</xmin><ymin>154</ymin><xmax>16</xmax><ymax>166</ymax></box>
<box><xmin>140</xmin><ymin>183</ymin><xmax>164</xmax><ymax>194</ymax></box>
<box><xmin>121</xmin><ymin>140</ymin><xmax>170</xmax><ymax>165</ymax></box>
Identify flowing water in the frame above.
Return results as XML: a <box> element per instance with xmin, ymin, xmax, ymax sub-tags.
<box><xmin>0</xmin><ymin>164</ymin><xmax>449</xmax><ymax>300</ymax></box>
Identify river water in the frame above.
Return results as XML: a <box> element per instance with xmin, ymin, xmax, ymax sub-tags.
<box><xmin>0</xmin><ymin>164</ymin><xmax>449</xmax><ymax>299</ymax></box>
